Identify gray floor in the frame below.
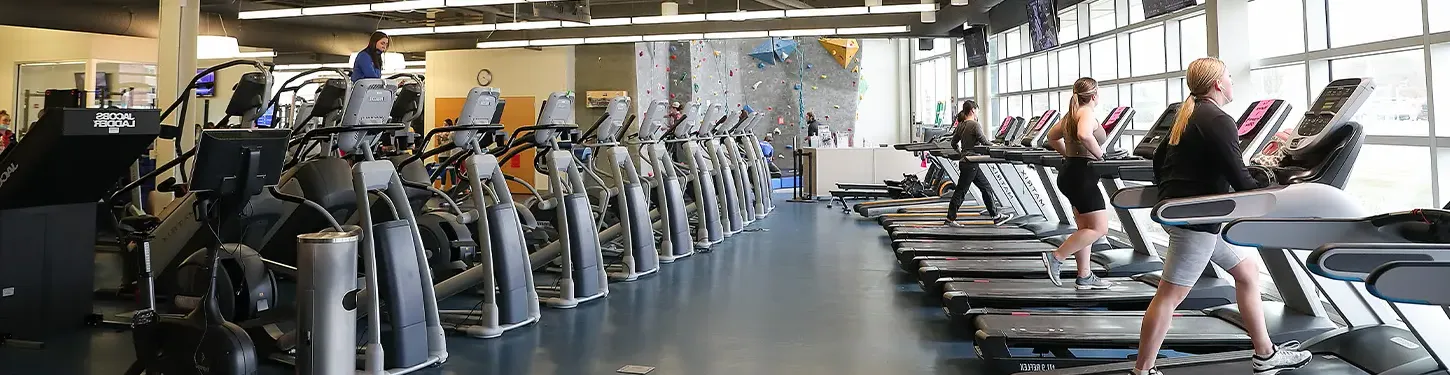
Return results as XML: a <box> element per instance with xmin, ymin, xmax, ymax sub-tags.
<box><xmin>0</xmin><ymin>196</ymin><xmax>987</xmax><ymax>375</ymax></box>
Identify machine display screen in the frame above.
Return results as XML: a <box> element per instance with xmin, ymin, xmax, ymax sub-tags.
<box><xmin>1239</xmin><ymin>100</ymin><xmax>1276</xmax><ymax>136</ymax></box>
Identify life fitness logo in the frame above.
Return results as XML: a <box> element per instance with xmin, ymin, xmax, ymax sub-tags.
<box><xmin>94</xmin><ymin>112</ymin><xmax>138</xmax><ymax>134</ymax></box>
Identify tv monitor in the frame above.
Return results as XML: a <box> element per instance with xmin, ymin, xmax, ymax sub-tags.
<box><xmin>1144</xmin><ymin>0</ymin><xmax>1198</xmax><ymax>19</ymax></box>
<box><xmin>196</xmin><ymin>69</ymin><xmax>218</xmax><ymax>97</ymax></box>
<box><xmin>961</xmin><ymin>26</ymin><xmax>989</xmax><ymax>68</ymax></box>
<box><xmin>1026</xmin><ymin>0</ymin><xmax>1060</xmax><ymax>52</ymax></box>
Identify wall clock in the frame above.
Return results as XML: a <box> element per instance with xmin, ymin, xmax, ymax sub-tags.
<box><xmin>476</xmin><ymin>69</ymin><xmax>493</xmax><ymax>86</ymax></box>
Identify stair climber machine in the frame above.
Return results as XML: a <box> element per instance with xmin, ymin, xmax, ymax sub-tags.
<box><xmin>627</xmin><ymin>99</ymin><xmax>697</xmax><ymax>262</ymax></box>
<box><xmin>666</xmin><ymin>101</ymin><xmax>725</xmax><ymax>247</ymax></box>
<box><xmin>506</xmin><ymin>92</ymin><xmax>610</xmax><ymax>308</ymax></box>
<box><xmin>935</xmin><ymin>99</ymin><xmax>1291</xmax><ymax>324</ymax></box>
<box><xmin>578</xmin><ymin>96</ymin><xmax>661</xmax><ymax>281</ymax></box>
<box><xmin>416</xmin><ymin>87</ymin><xmax>542</xmax><ymax>338</ymax></box>
<box><xmin>264</xmin><ymin>66</ymin><xmax>351</xmax><ymax>130</ymax></box>
<box><xmin>705</xmin><ymin>108</ymin><xmax>754</xmax><ymax>229</ymax></box>
<box><xmin>697</xmin><ymin>103</ymin><xmax>745</xmax><ymax>236</ymax></box>
<box><xmin>974</xmin><ymin>78</ymin><xmax>1374</xmax><ymax>374</ymax></box>
<box><xmin>734</xmin><ymin>112</ymin><xmax>775</xmax><ymax>218</ymax></box>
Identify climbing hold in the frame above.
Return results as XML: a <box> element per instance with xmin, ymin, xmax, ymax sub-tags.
<box><xmin>664</xmin><ymin>67</ymin><xmax>670</xmax><ymax>72</ymax></box>
<box><xmin>729</xmin><ymin>70</ymin><xmax>734</xmax><ymax>77</ymax></box>
<box><xmin>812</xmin><ymin>86</ymin><xmax>818</xmax><ymax>90</ymax></box>
<box><xmin>757</xmin><ymin>62</ymin><xmax>765</xmax><ymax>69</ymax></box>
<box><xmin>713</xmin><ymin>50</ymin><xmax>721</xmax><ymax>56</ymax></box>
<box><xmin>793</xmin><ymin>84</ymin><xmax>802</xmax><ymax>90</ymax></box>
<box><xmin>833</xmin><ymin>105</ymin><xmax>840</xmax><ymax>109</ymax></box>
<box><xmin>752</xmin><ymin>81</ymin><xmax>762</xmax><ymax>90</ymax></box>
<box><xmin>820</xmin><ymin>75</ymin><xmax>827</xmax><ymax>79</ymax></box>
<box><xmin>670</xmin><ymin>54</ymin><xmax>677</xmax><ymax>60</ymax></box>
<box><xmin>806</xmin><ymin>64</ymin><xmax>813</xmax><ymax>69</ymax></box>
<box><xmin>639</xmin><ymin>51</ymin><xmax>645</xmax><ymax>56</ymax></box>
<box><xmin>767</xmin><ymin>107</ymin><xmax>773</xmax><ymax>111</ymax></box>
<box><xmin>647</xmin><ymin>90</ymin><xmax>651</xmax><ymax>94</ymax></box>
<box><xmin>778</xmin><ymin>117</ymin><xmax>785</xmax><ymax>124</ymax></box>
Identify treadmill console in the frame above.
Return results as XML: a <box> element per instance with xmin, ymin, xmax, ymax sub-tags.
<box><xmin>341</xmin><ymin>78</ymin><xmax>397</xmax><ymax>126</ymax></box>
<box><xmin>1020</xmin><ymin>109</ymin><xmax>1060</xmax><ymax>147</ymax></box>
<box><xmin>673</xmin><ymin>102</ymin><xmax>702</xmax><ymax>139</ymax></box>
<box><xmin>714</xmin><ymin>107</ymin><xmax>739</xmax><ymax>135</ymax></box>
<box><xmin>595</xmin><ymin>96</ymin><xmax>631</xmax><ymax>143</ymax></box>
<box><xmin>457</xmin><ymin>87</ymin><xmax>501</xmax><ymax>125</ymax></box>
<box><xmin>1099</xmin><ymin>106</ymin><xmax>1137</xmax><ymax>156</ymax></box>
<box><xmin>1134</xmin><ymin>103</ymin><xmax>1181</xmax><ymax>158</ymax></box>
<box><xmin>1004</xmin><ymin>116</ymin><xmax>1028</xmax><ymax>143</ymax></box>
<box><xmin>639</xmin><ymin>99</ymin><xmax>670</xmax><ymax>141</ymax></box>
<box><xmin>991</xmin><ymin>116</ymin><xmax>1015</xmax><ymax>143</ymax></box>
<box><xmin>530</xmin><ymin>91</ymin><xmax>575</xmax><ymax>145</ymax></box>
<box><xmin>701</xmin><ymin>102</ymin><xmax>726</xmax><ymax>136</ymax></box>
<box><xmin>1287</xmin><ymin>78</ymin><xmax>1375</xmax><ymax>153</ymax></box>
<box><xmin>1234</xmin><ymin>99</ymin><xmax>1291</xmax><ymax>157</ymax></box>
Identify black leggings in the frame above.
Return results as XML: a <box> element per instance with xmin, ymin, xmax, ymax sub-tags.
<box><xmin>1056</xmin><ymin>157</ymin><xmax>1107</xmax><ymax>214</ymax></box>
<box><xmin>948</xmin><ymin>160</ymin><xmax>997</xmax><ymax>221</ymax></box>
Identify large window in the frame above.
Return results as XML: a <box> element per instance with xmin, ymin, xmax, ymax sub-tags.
<box><xmin>1346</xmin><ymin>145</ymin><xmax>1435</xmax><ymax>213</ymax></box>
<box><xmin>1059</xmin><ymin>7</ymin><xmax>1080</xmax><ymax>43</ymax></box>
<box><xmin>913</xmin><ymin>57</ymin><xmax>953</xmax><ymax>125</ymax></box>
<box><xmin>1089</xmin><ymin>0</ymin><xmax>1117</xmax><ymax>35</ymax></box>
<box><xmin>1249</xmin><ymin>0</ymin><xmax>1304</xmax><ymax>59</ymax></box>
<box><xmin>1327</xmin><ymin>0</ymin><xmax>1423</xmax><ymax>48</ymax></box>
<box><xmin>1090</xmin><ymin>39</ymin><xmax>1118</xmax><ymax>80</ymax></box>
<box><xmin>1058</xmin><ymin>46</ymin><xmax>1080</xmax><ymax>86</ymax></box>
<box><xmin>1130</xmin><ymin>26</ymin><xmax>1167</xmax><ymax>76</ymax></box>
<box><xmin>1251</xmin><ymin>64</ymin><xmax>1309</xmax><ymax>124</ymax></box>
<box><xmin>1178</xmin><ymin>16</ymin><xmax>1207</xmax><ymax>68</ymax></box>
<box><xmin>1131</xmin><ymin>80</ymin><xmax>1168</xmax><ymax>130</ymax></box>
<box><xmin>1029</xmin><ymin>55</ymin><xmax>1048</xmax><ymax>90</ymax></box>
<box><xmin>1330</xmin><ymin>50</ymin><xmax>1428</xmax><ymax>136</ymax></box>
<box><xmin>1004</xmin><ymin>29</ymin><xmax>1023</xmax><ymax>58</ymax></box>
<box><xmin>1006</xmin><ymin>61</ymin><xmax>1022</xmax><ymax>93</ymax></box>
<box><xmin>1434</xmin><ymin>0</ymin><xmax>1450</xmax><ymax>33</ymax></box>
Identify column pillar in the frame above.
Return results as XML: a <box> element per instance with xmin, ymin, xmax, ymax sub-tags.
<box><xmin>1205</xmin><ymin>0</ymin><xmax>1255</xmax><ymax>104</ymax></box>
<box><xmin>154</xmin><ymin>0</ymin><xmax>198</xmax><ymax>213</ymax></box>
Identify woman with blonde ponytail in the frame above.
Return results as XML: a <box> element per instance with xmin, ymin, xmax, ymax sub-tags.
<box><xmin>1131</xmin><ymin>58</ymin><xmax>1310</xmax><ymax>375</ymax></box>
<box><xmin>1038</xmin><ymin>77</ymin><xmax>1115</xmax><ymax>290</ymax></box>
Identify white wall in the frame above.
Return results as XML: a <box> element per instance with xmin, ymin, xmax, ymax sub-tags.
<box><xmin>856</xmin><ymin>38</ymin><xmax>905</xmax><ymax>146</ymax></box>
<box><xmin>1</xmin><ymin>25</ymin><xmax>158</xmax><ymax>116</ymax></box>
<box><xmin>422</xmin><ymin>46</ymin><xmax>575</xmax><ymax>129</ymax></box>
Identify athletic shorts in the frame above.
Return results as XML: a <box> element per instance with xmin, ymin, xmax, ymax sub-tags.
<box><xmin>1160</xmin><ymin>225</ymin><xmax>1249</xmax><ymax>287</ymax></box>
<box><xmin>1056</xmin><ymin>157</ymin><xmax>1106</xmax><ymax>214</ymax></box>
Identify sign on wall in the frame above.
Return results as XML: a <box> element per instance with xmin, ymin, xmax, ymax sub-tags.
<box><xmin>586</xmin><ymin>90</ymin><xmax>629</xmax><ymax>108</ymax></box>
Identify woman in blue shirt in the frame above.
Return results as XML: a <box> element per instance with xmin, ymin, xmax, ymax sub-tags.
<box><xmin>351</xmin><ymin>31</ymin><xmax>390</xmax><ymax>82</ymax></box>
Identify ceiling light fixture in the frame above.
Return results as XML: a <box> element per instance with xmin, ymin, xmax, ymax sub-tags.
<box><xmin>301</xmin><ymin>4</ymin><xmax>373</xmax><ymax>16</ymax></box>
<box><xmin>196</xmin><ymin>35</ymin><xmax>241</xmax><ymax>60</ymax></box>
<box><xmin>496</xmin><ymin>20</ymin><xmax>562</xmax><ymax>30</ymax></box>
<box><xmin>642</xmin><ymin>33</ymin><xmax>704</xmax><ymax>41</ymax></box>
<box><xmin>238</xmin><ymin>8</ymin><xmax>304</xmax><ymax>19</ymax></box>
<box><xmin>950</xmin><ymin>0</ymin><xmax>969</xmax><ymax>5</ymax></box>
<box><xmin>445</xmin><ymin>0</ymin><xmax>525</xmax><ymax>5</ymax></box>
<box><xmin>706</xmin><ymin>10</ymin><xmax>786</xmax><ymax>21</ymax></box>
<box><xmin>371</xmin><ymin>0</ymin><xmax>445</xmax><ymax>12</ymax></box>
<box><xmin>869</xmin><ymin>3</ymin><xmax>935</xmax><ymax>13</ymax></box>
<box><xmin>585</xmin><ymin>35</ymin><xmax>645</xmax><ymax>44</ymax></box>
<box><xmin>703</xmin><ymin>31</ymin><xmax>769</xmax><ymax>39</ymax></box>
<box><xmin>530</xmin><ymin>38</ymin><xmax>585</xmax><ymax>46</ymax></box>
<box><xmin>434</xmin><ymin>24</ymin><xmax>496</xmax><ymax>33</ymax></box>
<box><xmin>562</xmin><ymin>17</ymin><xmax>632</xmax><ymax>27</ymax></box>
<box><xmin>631</xmin><ymin>14</ymin><xmax>707</xmax><ymax>24</ymax></box>
<box><xmin>785</xmin><ymin>7</ymin><xmax>868</xmax><ymax>17</ymax></box>
<box><xmin>404</xmin><ymin>60</ymin><xmax>428</xmax><ymax>67</ymax></box>
<box><xmin>835</xmin><ymin>25</ymin><xmax>909</xmax><ymax>34</ymax></box>
<box><xmin>477</xmin><ymin>40</ymin><xmax>532</xmax><ymax>48</ymax></box>
<box><xmin>382</xmin><ymin>27</ymin><xmax>437</xmax><ymax>36</ymax></box>
<box><xmin>233</xmin><ymin>51</ymin><xmax>279</xmax><ymax>58</ymax></box>
<box><xmin>768</xmin><ymin>28</ymin><xmax>836</xmax><ymax>37</ymax></box>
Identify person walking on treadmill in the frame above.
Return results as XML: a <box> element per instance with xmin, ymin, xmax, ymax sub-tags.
<box><xmin>944</xmin><ymin>100</ymin><xmax>1003</xmax><ymax>227</ymax></box>
<box><xmin>1131</xmin><ymin>58</ymin><xmax>1311</xmax><ymax>375</ymax></box>
<box><xmin>1039</xmin><ymin>77</ymin><xmax>1115</xmax><ymax>290</ymax></box>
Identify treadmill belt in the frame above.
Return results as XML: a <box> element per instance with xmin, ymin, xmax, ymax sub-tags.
<box><xmin>944</xmin><ymin>278</ymin><xmax>1153</xmax><ymax>302</ymax></box>
<box><xmin>976</xmin><ymin>313</ymin><xmax>1249</xmax><ymax>348</ymax></box>
<box><xmin>894</xmin><ymin>239</ymin><xmax>1049</xmax><ymax>249</ymax></box>
<box><xmin>1026</xmin><ymin>350</ymin><xmax>1370</xmax><ymax>375</ymax></box>
<box><xmin>920</xmin><ymin>258</ymin><xmax>1107</xmax><ymax>273</ymax></box>
<box><xmin>893</xmin><ymin>226</ymin><xmax>1037</xmax><ymax>240</ymax></box>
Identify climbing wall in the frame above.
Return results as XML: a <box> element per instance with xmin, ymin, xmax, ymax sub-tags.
<box><xmin>735</xmin><ymin>36</ymin><xmax>864</xmax><ymax>153</ymax></box>
<box><xmin>634</xmin><ymin>42</ymin><xmax>671</xmax><ymax>122</ymax></box>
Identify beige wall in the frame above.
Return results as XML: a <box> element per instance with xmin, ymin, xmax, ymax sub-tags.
<box><xmin>423</xmin><ymin>46</ymin><xmax>575</xmax><ymax>128</ymax></box>
<box><xmin>0</xmin><ymin>25</ymin><xmax>158</xmax><ymax>115</ymax></box>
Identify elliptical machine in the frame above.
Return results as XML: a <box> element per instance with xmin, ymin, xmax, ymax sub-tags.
<box><xmin>627</xmin><ymin>99</ymin><xmax>696</xmax><ymax>262</ymax></box>
<box><xmin>579</xmin><ymin>96</ymin><xmax>660</xmax><ymax>281</ymax></box>
<box><xmin>666</xmin><ymin>102</ymin><xmax>724</xmax><ymax>247</ymax></box>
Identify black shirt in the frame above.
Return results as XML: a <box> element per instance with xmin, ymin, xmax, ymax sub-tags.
<box><xmin>807</xmin><ymin>119</ymin><xmax>821</xmax><ymax>136</ymax></box>
<box><xmin>1152</xmin><ymin>98</ymin><xmax>1263</xmax><ymax>233</ymax></box>
<box><xmin>951</xmin><ymin>120</ymin><xmax>992</xmax><ymax>156</ymax></box>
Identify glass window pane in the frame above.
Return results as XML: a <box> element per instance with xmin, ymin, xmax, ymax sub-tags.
<box><xmin>1030</xmin><ymin>55</ymin><xmax>1049</xmax><ymax>89</ymax></box>
<box><xmin>1008</xmin><ymin>95</ymin><xmax>1024</xmax><ymax>117</ymax></box>
<box><xmin>1089</xmin><ymin>0</ymin><xmax>1117</xmax><ymax>35</ymax></box>
<box><xmin>1331</xmin><ymin>50</ymin><xmax>1428</xmax><ymax>136</ymax></box>
<box><xmin>1131</xmin><ymin>80</ymin><xmax>1168</xmax><ymax>130</ymax></box>
<box><xmin>1059</xmin><ymin>6</ymin><xmax>1080</xmax><ymax>43</ymax></box>
<box><xmin>1047</xmin><ymin>52</ymin><xmax>1059</xmax><ymax>88</ymax></box>
<box><xmin>958</xmin><ymin>42</ymin><xmax>967</xmax><ymax>70</ymax></box>
<box><xmin>1007</xmin><ymin>61</ymin><xmax>1022</xmax><ymax>93</ymax></box>
<box><xmin>1058</xmin><ymin>46</ymin><xmax>1080</xmax><ymax>86</ymax></box>
<box><xmin>1251</xmin><ymin>64</ymin><xmax>1308</xmax><ymax>124</ymax></box>
<box><xmin>1032</xmin><ymin>93</ymin><xmax>1050</xmax><ymax>116</ymax></box>
<box><xmin>1249</xmin><ymin>0</ymin><xmax>1304</xmax><ymax>59</ymax></box>
<box><xmin>1327</xmin><ymin>0</ymin><xmax>1422</xmax><ymax>48</ymax></box>
<box><xmin>1091</xmin><ymin>39</ymin><xmax>1118</xmax><ymax>80</ymax></box>
<box><xmin>1179</xmin><ymin>15</ymin><xmax>1208</xmax><ymax>69</ymax></box>
<box><xmin>1131</xmin><ymin>26</ymin><xmax>1167</xmax><ymax>76</ymax></box>
<box><xmin>1005</xmin><ymin>29</ymin><xmax>1022</xmax><ymax>58</ymax></box>
<box><xmin>1434</xmin><ymin>0</ymin><xmax>1450</xmax><ymax>33</ymax></box>
<box><xmin>1128</xmin><ymin>0</ymin><xmax>1144</xmax><ymax>24</ymax></box>
<box><xmin>1346</xmin><ymin>145</ymin><xmax>1434</xmax><ymax>213</ymax></box>
<box><xmin>1096</xmin><ymin>85</ymin><xmax>1119</xmax><ymax>111</ymax></box>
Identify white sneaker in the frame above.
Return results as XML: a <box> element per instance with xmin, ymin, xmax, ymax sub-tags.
<box><xmin>1131</xmin><ymin>369</ymin><xmax>1162</xmax><ymax>375</ymax></box>
<box><xmin>1252</xmin><ymin>342</ymin><xmax>1311</xmax><ymax>374</ymax></box>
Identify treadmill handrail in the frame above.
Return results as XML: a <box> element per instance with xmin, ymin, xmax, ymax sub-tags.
<box><xmin>1150</xmin><ymin>183</ymin><xmax>1366</xmax><ymax>226</ymax></box>
<box><xmin>1304</xmin><ymin>242</ymin><xmax>1450</xmax><ymax>282</ymax></box>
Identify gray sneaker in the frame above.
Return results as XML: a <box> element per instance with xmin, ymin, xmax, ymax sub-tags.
<box><xmin>1252</xmin><ymin>341</ymin><xmax>1311</xmax><ymax>374</ymax></box>
<box><xmin>944</xmin><ymin>220</ymin><xmax>966</xmax><ymax>228</ymax></box>
<box><xmin>1042</xmin><ymin>253</ymin><xmax>1063</xmax><ymax>287</ymax></box>
<box><xmin>1075</xmin><ymin>274</ymin><xmax>1116</xmax><ymax>290</ymax></box>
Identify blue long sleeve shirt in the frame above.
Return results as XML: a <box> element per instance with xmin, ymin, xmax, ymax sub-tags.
<box><xmin>351</xmin><ymin>51</ymin><xmax>382</xmax><ymax>82</ymax></box>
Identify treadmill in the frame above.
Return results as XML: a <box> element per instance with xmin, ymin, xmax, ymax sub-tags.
<box><xmin>969</xmin><ymin>78</ymin><xmax>1373</xmax><ymax>374</ymax></box>
<box><xmin>863</xmin><ymin>116</ymin><xmax>1026</xmax><ymax>219</ymax></box>
<box><xmin>937</xmin><ymin>100</ymin><xmax>1292</xmax><ymax>316</ymax></box>
<box><xmin>1029</xmin><ymin>178</ymin><xmax>1450</xmax><ymax>375</ymax></box>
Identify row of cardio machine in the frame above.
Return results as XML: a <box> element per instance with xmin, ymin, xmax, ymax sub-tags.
<box><xmin>0</xmin><ymin>58</ymin><xmax>776</xmax><ymax>375</ymax></box>
<box><xmin>855</xmin><ymin>78</ymin><xmax>1450</xmax><ymax>374</ymax></box>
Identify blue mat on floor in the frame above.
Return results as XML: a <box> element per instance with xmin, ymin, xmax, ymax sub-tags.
<box><xmin>771</xmin><ymin>177</ymin><xmax>798</xmax><ymax>189</ymax></box>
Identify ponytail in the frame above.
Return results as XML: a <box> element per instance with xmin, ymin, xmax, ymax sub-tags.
<box><xmin>1061</xmin><ymin>77</ymin><xmax>1098</xmax><ymax>142</ymax></box>
<box><xmin>1167</xmin><ymin>97</ymin><xmax>1196</xmax><ymax>145</ymax></box>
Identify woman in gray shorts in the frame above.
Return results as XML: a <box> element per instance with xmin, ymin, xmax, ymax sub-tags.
<box><xmin>1130</xmin><ymin>58</ymin><xmax>1311</xmax><ymax>375</ymax></box>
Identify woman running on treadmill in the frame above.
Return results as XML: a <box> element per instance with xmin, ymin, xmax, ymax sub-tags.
<box><xmin>944</xmin><ymin>100</ymin><xmax>1002</xmax><ymax>227</ymax></box>
<box><xmin>1131</xmin><ymin>57</ymin><xmax>1310</xmax><ymax>375</ymax></box>
<box><xmin>1039</xmin><ymin>77</ymin><xmax>1115</xmax><ymax>290</ymax></box>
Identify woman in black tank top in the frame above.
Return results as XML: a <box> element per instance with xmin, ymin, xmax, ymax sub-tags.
<box><xmin>1038</xmin><ymin>77</ymin><xmax>1115</xmax><ymax>290</ymax></box>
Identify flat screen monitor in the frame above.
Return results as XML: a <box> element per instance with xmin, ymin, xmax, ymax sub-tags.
<box><xmin>1144</xmin><ymin>0</ymin><xmax>1197</xmax><ymax>19</ymax></box>
<box><xmin>196</xmin><ymin>69</ymin><xmax>218</xmax><ymax>97</ymax></box>
<box><xmin>1026</xmin><ymin>0</ymin><xmax>1060</xmax><ymax>52</ymax></box>
<box><xmin>961</xmin><ymin>26</ymin><xmax>989</xmax><ymax>68</ymax></box>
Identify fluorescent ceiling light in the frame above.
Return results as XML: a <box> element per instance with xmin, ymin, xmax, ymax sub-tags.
<box><xmin>405</xmin><ymin>60</ymin><xmax>427</xmax><ymax>66</ymax></box>
<box><xmin>496</xmin><ymin>20</ymin><xmax>562</xmax><ymax>30</ymax></box>
<box><xmin>371</xmin><ymin>0</ymin><xmax>445</xmax><ymax>12</ymax></box>
<box><xmin>868</xmin><ymin>3</ymin><xmax>935</xmax><ymax>13</ymax></box>
<box><xmin>786</xmin><ymin>7</ymin><xmax>868</xmax><ymax>17</ymax></box>
<box><xmin>446</xmin><ymin>0</ymin><xmax>523</xmax><ymax>5</ymax></box>
<box><xmin>585</xmin><ymin>35</ymin><xmax>644</xmax><ymax>44</ymax></box>
<box><xmin>233</xmin><ymin>51</ymin><xmax>278</xmax><ymax>58</ymax></box>
<box><xmin>835</xmin><ymin>25</ymin><xmax>909</xmax><ymax>34</ymax></box>
<box><xmin>642</xmin><ymin>33</ymin><xmax>703</xmax><ymax>41</ymax></box>
<box><xmin>435</xmin><ymin>24</ymin><xmax>496</xmax><ymax>33</ymax></box>
<box><xmin>530</xmin><ymin>38</ymin><xmax>585</xmax><ymax>46</ymax></box>
<box><xmin>562</xmin><ymin>17</ymin><xmax>632</xmax><ymax>27</ymax></box>
<box><xmin>706</xmin><ymin>10</ymin><xmax>785</xmax><ymax>21</ymax></box>
<box><xmin>769</xmin><ymin>28</ymin><xmax>835</xmax><ymax>37</ymax></box>
<box><xmin>197</xmin><ymin>35</ymin><xmax>241</xmax><ymax>60</ymax></box>
<box><xmin>302</xmin><ymin>4</ymin><xmax>372</xmax><ymax>15</ymax></box>
<box><xmin>322</xmin><ymin>63</ymin><xmax>351</xmax><ymax>68</ymax></box>
<box><xmin>239</xmin><ymin>9</ymin><xmax>303</xmax><ymax>19</ymax></box>
<box><xmin>631</xmin><ymin>14</ymin><xmax>706</xmax><ymax>24</ymax></box>
<box><xmin>381</xmin><ymin>27</ymin><xmax>436</xmax><ymax>36</ymax></box>
<box><xmin>477</xmin><ymin>40</ymin><xmax>531</xmax><ymax>48</ymax></box>
<box><xmin>704</xmin><ymin>31</ymin><xmax>768</xmax><ymax>39</ymax></box>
